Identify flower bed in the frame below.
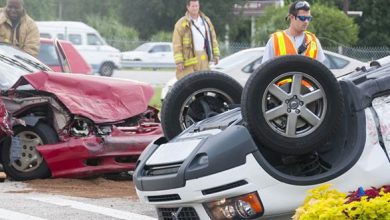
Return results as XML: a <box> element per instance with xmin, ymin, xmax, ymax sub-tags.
<box><xmin>293</xmin><ymin>184</ymin><xmax>390</xmax><ymax>220</ymax></box>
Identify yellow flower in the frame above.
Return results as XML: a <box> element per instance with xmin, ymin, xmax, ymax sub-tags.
<box><xmin>294</xmin><ymin>185</ymin><xmax>390</xmax><ymax>220</ymax></box>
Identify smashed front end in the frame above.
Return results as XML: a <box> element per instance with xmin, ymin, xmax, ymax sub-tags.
<box><xmin>1</xmin><ymin>72</ymin><xmax>162</xmax><ymax>179</ymax></box>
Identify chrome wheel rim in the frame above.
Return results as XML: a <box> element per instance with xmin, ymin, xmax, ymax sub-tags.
<box><xmin>262</xmin><ymin>72</ymin><xmax>327</xmax><ymax>138</ymax></box>
<box><xmin>11</xmin><ymin>131</ymin><xmax>44</xmax><ymax>172</ymax></box>
<box><xmin>179</xmin><ymin>88</ymin><xmax>234</xmax><ymax>130</ymax></box>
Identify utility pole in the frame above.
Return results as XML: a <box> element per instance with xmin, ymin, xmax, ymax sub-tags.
<box><xmin>343</xmin><ymin>0</ymin><xmax>349</xmax><ymax>14</ymax></box>
<box><xmin>58</xmin><ymin>0</ymin><xmax>63</xmax><ymax>20</ymax></box>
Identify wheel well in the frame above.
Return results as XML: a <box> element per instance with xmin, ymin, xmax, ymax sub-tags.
<box><xmin>13</xmin><ymin>105</ymin><xmax>53</xmax><ymax>127</ymax></box>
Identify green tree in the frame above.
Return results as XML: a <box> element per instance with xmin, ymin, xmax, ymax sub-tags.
<box><xmin>150</xmin><ymin>31</ymin><xmax>172</xmax><ymax>42</ymax></box>
<box><xmin>86</xmin><ymin>15</ymin><xmax>139</xmax><ymax>51</ymax></box>
<box><xmin>59</xmin><ymin>0</ymin><xmax>123</xmax><ymax>22</ymax></box>
<box><xmin>350</xmin><ymin>0</ymin><xmax>390</xmax><ymax>46</ymax></box>
<box><xmin>0</xmin><ymin>0</ymin><xmax>56</xmax><ymax>20</ymax></box>
<box><xmin>120</xmin><ymin>0</ymin><xmax>240</xmax><ymax>40</ymax></box>
<box><xmin>254</xmin><ymin>4</ymin><xmax>359</xmax><ymax>47</ymax></box>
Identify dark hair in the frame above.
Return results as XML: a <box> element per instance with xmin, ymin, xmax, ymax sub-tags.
<box><xmin>288</xmin><ymin>1</ymin><xmax>310</xmax><ymax>16</ymax></box>
<box><xmin>187</xmin><ymin>0</ymin><xmax>199</xmax><ymax>6</ymax></box>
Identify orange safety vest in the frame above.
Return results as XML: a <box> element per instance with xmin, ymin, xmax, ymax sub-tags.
<box><xmin>273</xmin><ymin>31</ymin><xmax>318</xmax><ymax>59</ymax></box>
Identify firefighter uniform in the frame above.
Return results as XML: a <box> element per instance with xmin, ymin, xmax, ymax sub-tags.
<box><xmin>173</xmin><ymin>12</ymin><xmax>219</xmax><ymax>79</ymax></box>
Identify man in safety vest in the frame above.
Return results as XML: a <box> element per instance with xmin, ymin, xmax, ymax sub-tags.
<box><xmin>262</xmin><ymin>1</ymin><xmax>326</xmax><ymax>64</ymax></box>
<box><xmin>172</xmin><ymin>0</ymin><xmax>220</xmax><ymax>80</ymax></box>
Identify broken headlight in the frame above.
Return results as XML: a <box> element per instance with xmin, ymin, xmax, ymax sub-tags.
<box><xmin>204</xmin><ymin>192</ymin><xmax>264</xmax><ymax>219</ymax></box>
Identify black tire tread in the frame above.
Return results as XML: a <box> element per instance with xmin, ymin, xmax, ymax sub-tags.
<box><xmin>242</xmin><ymin>55</ymin><xmax>344</xmax><ymax>154</ymax></box>
<box><xmin>161</xmin><ymin>71</ymin><xmax>243</xmax><ymax>140</ymax></box>
<box><xmin>1</xmin><ymin>122</ymin><xmax>58</xmax><ymax>181</ymax></box>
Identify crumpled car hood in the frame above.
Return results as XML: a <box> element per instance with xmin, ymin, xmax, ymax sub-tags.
<box><xmin>12</xmin><ymin>71</ymin><xmax>154</xmax><ymax>123</ymax></box>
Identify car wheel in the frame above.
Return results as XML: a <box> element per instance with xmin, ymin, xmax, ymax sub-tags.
<box><xmin>161</xmin><ymin>71</ymin><xmax>243</xmax><ymax>140</ymax></box>
<box><xmin>1</xmin><ymin>122</ymin><xmax>58</xmax><ymax>180</ymax></box>
<box><xmin>100</xmin><ymin>63</ymin><xmax>114</xmax><ymax>77</ymax></box>
<box><xmin>242</xmin><ymin>56</ymin><xmax>344</xmax><ymax>155</ymax></box>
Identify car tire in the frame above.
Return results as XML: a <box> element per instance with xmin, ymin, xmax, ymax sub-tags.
<box><xmin>100</xmin><ymin>62</ymin><xmax>114</xmax><ymax>77</ymax></box>
<box><xmin>242</xmin><ymin>55</ymin><xmax>344</xmax><ymax>155</ymax></box>
<box><xmin>161</xmin><ymin>71</ymin><xmax>243</xmax><ymax>140</ymax></box>
<box><xmin>1</xmin><ymin>122</ymin><xmax>58</xmax><ymax>181</ymax></box>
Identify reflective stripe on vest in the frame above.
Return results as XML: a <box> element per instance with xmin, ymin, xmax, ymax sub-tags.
<box><xmin>304</xmin><ymin>32</ymin><xmax>318</xmax><ymax>59</ymax></box>
<box><xmin>273</xmin><ymin>31</ymin><xmax>318</xmax><ymax>59</ymax></box>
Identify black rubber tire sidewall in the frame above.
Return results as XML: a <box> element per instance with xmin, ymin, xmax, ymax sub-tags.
<box><xmin>242</xmin><ymin>56</ymin><xmax>344</xmax><ymax>155</ymax></box>
<box><xmin>100</xmin><ymin>63</ymin><xmax>114</xmax><ymax>77</ymax></box>
<box><xmin>161</xmin><ymin>71</ymin><xmax>243</xmax><ymax>140</ymax></box>
<box><xmin>1</xmin><ymin>122</ymin><xmax>58</xmax><ymax>181</ymax></box>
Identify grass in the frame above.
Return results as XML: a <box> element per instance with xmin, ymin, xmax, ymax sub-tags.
<box><xmin>149</xmin><ymin>86</ymin><xmax>162</xmax><ymax>110</ymax></box>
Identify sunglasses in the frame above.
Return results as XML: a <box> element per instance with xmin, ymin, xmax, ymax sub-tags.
<box><xmin>295</xmin><ymin>15</ymin><xmax>313</xmax><ymax>22</ymax></box>
<box><xmin>295</xmin><ymin>1</ymin><xmax>310</xmax><ymax>10</ymax></box>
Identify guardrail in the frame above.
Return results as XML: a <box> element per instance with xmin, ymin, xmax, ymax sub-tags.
<box><xmin>120</xmin><ymin>61</ymin><xmax>176</xmax><ymax>69</ymax></box>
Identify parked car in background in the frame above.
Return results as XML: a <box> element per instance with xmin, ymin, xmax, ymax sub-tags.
<box><xmin>37</xmin><ymin>21</ymin><xmax>121</xmax><ymax>77</ymax></box>
<box><xmin>121</xmin><ymin>42</ymin><xmax>174</xmax><ymax>64</ymax></box>
<box><xmin>38</xmin><ymin>38</ymin><xmax>92</xmax><ymax>74</ymax></box>
<box><xmin>161</xmin><ymin>47</ymin><xmax>366</xmax><ymax>101</ymax></box>
<box><xmin>0</xmin><ymin>43</ymin><xmax>162</xmax><ymax>181</ymax></box>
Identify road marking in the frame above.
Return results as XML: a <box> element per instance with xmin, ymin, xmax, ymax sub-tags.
<box><xmin>29</xmin><ymin>196</ymin><xmax>156</xmax><ymax>220</ymax></box>
<box><xmin>0</xmin><ymin>208</ymin><xmax>47</xmax><ymax>220</ymax></box>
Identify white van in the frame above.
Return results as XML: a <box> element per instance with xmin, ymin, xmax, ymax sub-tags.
<box><xmin>37</xmin><ymin>21</ymin><xmax>121</xmax><ymax>76</ymax></box>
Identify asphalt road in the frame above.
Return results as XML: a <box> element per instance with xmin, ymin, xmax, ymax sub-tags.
<box><xmin>112</xmin><ymin>69</ymin><xmax>175</xmax><ymax>86</ymax></box>
<box><xmin>0</xmin><ymin>180</ymin><xmax>157</xmax><ymax>220</ymax></box>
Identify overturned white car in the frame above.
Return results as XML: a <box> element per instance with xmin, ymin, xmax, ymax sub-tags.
<box><xmin>134</xmin><ymin>55</ymin><xmax>390</xmax><ymax>219</ymax></box>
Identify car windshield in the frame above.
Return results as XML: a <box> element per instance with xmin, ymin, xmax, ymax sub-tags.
<box><xmin>215</xmin><ymin>49</ymin><xmax>263</xmax><ymax>70</ymax></box>
<box><xmin>0</xmin><ymin>44</ymin><xmax>52</xmax><ymax>90</ymax></box>
<box><xmin>134</xmin><ymin>43</ymin><xmax>153</xmax><ymax>52</ymax></box>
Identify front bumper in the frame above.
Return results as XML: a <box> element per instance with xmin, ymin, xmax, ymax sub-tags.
<box><xmin>38</xmin><ymin>125</ymin><xmax>162</xmax><ymax>178</ymax></box>
<box><xmin>136</xmin><ymin>154</ymin><xmax>286</xmax><ymax>219</ymax></box>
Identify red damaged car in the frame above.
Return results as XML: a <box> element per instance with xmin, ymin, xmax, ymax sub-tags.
<box><xmin>38</xmin><ymin>38</ymin><xmax>93</xmax><ymax>75</ymax></box>
<box><xmin>0</xmin><ymin>43</ymin><xmax>162</xmax><ymax>181</ymax></box>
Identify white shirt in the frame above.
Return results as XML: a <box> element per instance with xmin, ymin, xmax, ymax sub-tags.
<box><xmin>191</xmin><ymin>17</ymin><xmax>206</xmax><ymax>51</ymax></box>
<box><xmin>262</xmin><ymin>31</ymin><xmax>326</xmax><ymax>64</ymax></box>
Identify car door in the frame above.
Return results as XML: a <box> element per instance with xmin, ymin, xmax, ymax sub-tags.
<box><xmin>56</xmin><ymin>40</ymin><xmax>92</xmax><ymax>74</ymax></box>
<box><xmin>38</xmin><ymin>40</ymin><xmax>63</xmax><ymax>72</ymax></box>
<box><xmin>148</xmin><ymin>45</ymin><xmax>173</xmax><ymax>63</ymax></box>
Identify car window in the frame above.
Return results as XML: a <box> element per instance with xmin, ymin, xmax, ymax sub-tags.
<box><xmin>242</xmin><ymin>57</ymin><xmax>263</xmax><ymax>73</ymax></box>
<box><xmin>135</xmin><ymin>43</ymin><xmax>152</xmax><ymax>52</ymax></box>
<box><xmin>325</xmin><ymin>54</ymin><xmax>349</xmax><ymax>69</ymax></box>
<box><xmin>40</xmin><ymin>33</ymin><xmax>51</xmax><ymax>39</ymax></box>
<box><xmin>87</xmin><ymin>33</ymin><xmax>103</xmax><ymax>46</ymax></box>
<box><xmin>150</xmin><ymin>45</ymin><xmax>167</xmax><ymax>53</ymax></box>
<box><xmin>161</xmin><ymin>45</ymin><xmax>171</xmax><ymax>52</ymax></box>
<box><xmin>38</xmin><ymin>43</ymin><xmax>60</xmax><ymax>66</ymax></box>
<box><xmin>322</xmin><ymin>56</ymin><xmax>332</xmax><ymax>69</ymax></box>
<box><xmin>57</xmin><ymin>34</ymin><xmax>65</xmax><ymax>40</ymax></box>
<box><xmin>216</xmin><ymin>50</ymin><xmax>262</xmax><ymax>71</ymax></box>
<box><xmin>68</xmin><ymin>34</ymin><xmax>82</xmax><ymax>45</ymax></box>
<box><xmin>55</xmin><ymin>42</ymin><xmax>70</xmax><ymax>73</ymax></box>
<box><xmin>0</xmin><ymin>44</ymin><xmax>47</xmax><ymax>90</ymax></box>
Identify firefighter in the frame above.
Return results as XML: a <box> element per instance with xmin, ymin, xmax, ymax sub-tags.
<box><xmin>172</xmin><ymin>0</ymin><xmax>220</xmax><ymax>79</ymax></box>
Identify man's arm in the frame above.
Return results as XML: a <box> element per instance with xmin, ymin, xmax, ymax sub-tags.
<box><xmin>172</xmin><ymin>20</ymin><xmax>185</xmax><ymax>71</ymax></box>
<box><xmin>315</xmin><ymin>38</ymin><xmax>326</xmax><ymax>63</ymax></box>
<box><xmin>261</xmin><ymin>37</ymin><xmax>275</xmax><ymax>64</ymax></box>
<box><xmin>22</xmin><ymin>21</ymin><xmax>40</xmax><ymax>57</ymax></box>
<box><xmin>208</xmin><ymin>19</ymin><xmax>219</xmax><ymax>63</ymax></box>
